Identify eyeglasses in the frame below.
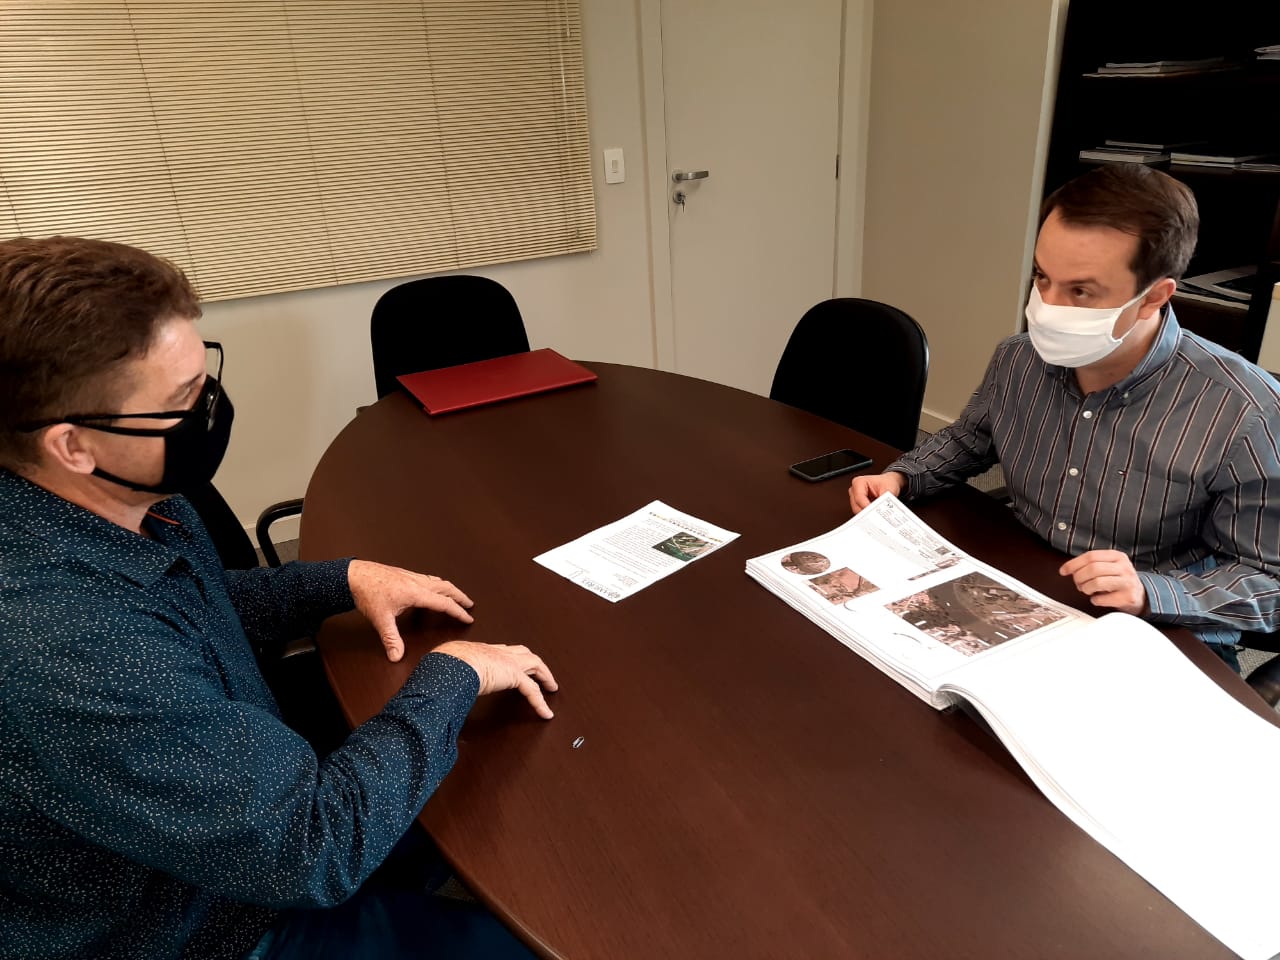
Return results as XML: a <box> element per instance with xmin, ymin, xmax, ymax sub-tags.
<box><xmin>19</xmin><ymin>341</ymin><xmax>225</xmax><ymax>435</ymax></box>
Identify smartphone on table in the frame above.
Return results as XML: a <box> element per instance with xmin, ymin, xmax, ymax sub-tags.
<box><xmin>789</xmin><ymin>448</ymin><xmax>874</xmax><ymax>482</ymax></box>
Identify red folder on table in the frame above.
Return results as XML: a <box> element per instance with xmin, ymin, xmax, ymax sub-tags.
<box><xmin>396</xmin><ymin>348</ymin><xmax>597</xmax><ymax>415</ymax></box>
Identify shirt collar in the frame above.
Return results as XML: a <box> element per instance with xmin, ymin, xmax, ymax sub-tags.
<box><xmin>0</xmin><ymin>468</ymin><xmax>189</xmax><ymax>588</ymax></box>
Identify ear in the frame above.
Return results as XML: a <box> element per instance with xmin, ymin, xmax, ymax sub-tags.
<box><xmin>1138</xmin><ymin>278</ymin><xmax>1176</xmax><ymax>320</ymax></box>
<box><xmin>38</xmin><ymin>424</ymin><xmax>99</xmax><ymax>477</ymax></box>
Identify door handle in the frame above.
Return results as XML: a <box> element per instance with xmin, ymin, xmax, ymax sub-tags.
<box><xmin>671</xmin><ymin>170</ymin><xmax>710</xmax><ymax>183</ymax></box>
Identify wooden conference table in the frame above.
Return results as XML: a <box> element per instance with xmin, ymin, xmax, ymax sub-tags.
<box><xmin>301</xmin><ymin>362</ymin><xmax>1275</xmax><ymax>960</ymax></box>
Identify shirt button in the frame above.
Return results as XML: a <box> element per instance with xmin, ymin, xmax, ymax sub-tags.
<box><xmin>1122</xmin><ymin>392</ymin><xmax>1130</xmax><ymax>400</ymax></box>
<box><xmin>1082</xmin><ymin>410</ymin><xmax>1093</xmax><ymax>420</ymax></box>
<box><xmin>1057</xmin><ymin>521</ymin><xmax>1067</xmax><ymax>531</ymax></box>
<box><xmin>1068</xmin><ymin>467</ymin><xmax>1079</xmax><ymax>477</ymax></box>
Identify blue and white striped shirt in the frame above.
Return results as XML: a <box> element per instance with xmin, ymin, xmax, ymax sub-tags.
<box><xmin>888</xmin><ymin>309</ymin><xmax>1280</xmax><ymax>646</ymax></box>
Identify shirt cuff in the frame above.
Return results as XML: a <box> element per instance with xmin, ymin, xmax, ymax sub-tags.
<box><xmin>302</xmin><ymin>557</ymin><xmax>356</xmax><ymax>616</ymax></box>
<box><xmin>1138</xmin><ymin>570</ymin><xmax>1186</xmax><ymax>621</ymax></box>
<box><xmin>884</xmin><ymin>462</ymin><xmax>923</xmax><ymax>500</ymax></box>
<box><xmin>403</xmin><ymin>651</ymin><xmax>481</xmax><ymax>711</ymax></box>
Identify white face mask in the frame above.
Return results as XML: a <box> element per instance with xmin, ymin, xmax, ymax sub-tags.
<box><xmin>1025</xmin><ymin>284</ymin><xmax>1152</xmax><ymax>368</ymax></box>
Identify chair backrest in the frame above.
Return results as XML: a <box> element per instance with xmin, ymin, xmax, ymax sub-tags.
<box><xmin>370</xmin><ymin>275</ymin><xmax>531</xmax><ymax>398</ymax></box>
<box><xmin>769</xmin><ymin>298</ymin><xmax>929</xmax><ymax>451</ymax></box>
<box><xmin>183</xmin><ymin>482</ymin><xmax>260</xmax><ymax>570</ymax></box>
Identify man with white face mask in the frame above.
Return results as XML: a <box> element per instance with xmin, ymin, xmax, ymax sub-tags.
<box><xmin>849</xmin><ymin>164</ymin><xmax>1280</xmax><ymax>668</ymax></box>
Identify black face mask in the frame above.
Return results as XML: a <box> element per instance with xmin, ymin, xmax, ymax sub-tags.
<box><xmin>20</xmin><ymin>341</ymin><xmax>235</xmax><ymax>496</ymax></box>
<box><xmin>86</xmin><ymin>376</ymin><xmax>235</xmax><ymax>495</ymax></box>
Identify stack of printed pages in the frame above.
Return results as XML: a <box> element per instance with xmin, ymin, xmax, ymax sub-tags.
<box><xmin>747</xmin><ymin>495</ymin><xmax>1280</xmax><ymax>960</ymax></box>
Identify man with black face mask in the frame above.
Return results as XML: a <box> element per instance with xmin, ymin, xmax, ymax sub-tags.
<box><xmin>0</xmin><ymin>237</ymin><xmax>556</xmax><ymax>960</ymax></box>
<box><xmin>849</xmin><ymin>165</ymin><xmax>1280</xmax><ymax>670</ymax></box>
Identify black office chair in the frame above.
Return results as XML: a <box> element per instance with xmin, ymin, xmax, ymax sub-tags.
<box><xmin>184</xmin><ymin>483</ymin><xmax>347</xmax><ymax>750</ymax></box>
<box><xmin>770</xmin><ymin>298</ymin><xmax>929</xmax><ymax>452</ymax></box>
<box><xmin>370</xmin><ymin>275</ymin><xmax>531</xmax><ymax>399</ymax></box>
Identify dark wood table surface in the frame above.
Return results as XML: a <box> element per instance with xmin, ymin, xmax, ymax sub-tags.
<box><xmin>301</xmin><ymin>362</ymin><xmax>1275</xmax><ymax>960</ymax></box>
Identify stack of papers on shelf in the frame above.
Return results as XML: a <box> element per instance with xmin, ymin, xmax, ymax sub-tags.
<box><xmin>747</xmin><ymin>494</ymin><xmax>1280</xmax><ymax>960</ymax></box>
<box><xmin>1086</xmin><ymin>56</ymin><xmax>1229</xmax><ymax>77</ymax></box>
<box><xmin>1104</xmin><ymin>139</ymin><xmax>1205</xmax><ymax>151</ymax></box>
<box><xmin>1079</xmin><ymin>145</ymin><xmax>1169</xmax><ymax>164</ymax></box>
<box><xmin>1238</xmin><ymin>155</ymin><xmax>1280</xmax><ymax>172</ymax></box>
<box><xmin>1256</xmin><ymin>44</ymin><xmax>1280</xmax><ymax>61</ymax></box>
<box><xmin>1179</xmin><ymin>266</ymin><xmax>1257</xmax><ymax>303</ymax></box>
<box><xmin>1171</xmin><ymin>148</ymin><xmax>1277</xmax><ymax>167</ymax></box>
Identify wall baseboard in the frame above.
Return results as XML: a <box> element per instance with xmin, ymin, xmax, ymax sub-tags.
<box><xmin>919</xmin><ymin>407</ymin><xmax>953</xmax><ymax>434</ymax></box>
<box><xmin>243</xmin><ymin>514</ymin><xmax>302</xmax><ymax>548</ymax></box>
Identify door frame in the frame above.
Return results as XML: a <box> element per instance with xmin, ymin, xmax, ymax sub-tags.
<box><xmin>636</xmin><ymin>0</ymin><xmax>875</xmax><ymax>374</ymax></box>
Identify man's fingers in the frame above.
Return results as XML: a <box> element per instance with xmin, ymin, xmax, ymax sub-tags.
<box><xmin>426</xmin><ymin>578</ymin><xmax>474</xmax><ymax>609</ymax></box>
<box><xmin>428</xmin><ymin>594</ymin><xmax>474</xmax><ymax>624</ymax></box>
<box><xmin>514</xmin><ymin>673</ymin><xmax>554</xmax><ymax>719</ymax></box>
<box><xmin>374</xmin><ymin>615</ymin><xmax>405</xmax><ymax>662</ymax></box>
<box><xmin>849</xmin><ymin>482</ymin><xmax>871</xmax><ymax>513</ymax></box>
<box><xmin>1060</xmin><ymin>550</ymin><xmax>1127</xmax><ymax>576</ymax></box>
<box><xmin>528</xmin><ymin>660</ymin><xmax>559</xmax><ymax>693</ymax></box>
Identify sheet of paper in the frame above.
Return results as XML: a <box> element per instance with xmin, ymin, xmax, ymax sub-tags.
<box><xmin>534</xmin><ymin>500</ymin><xmax>739</xmax><ymax>602</ymax></box>
<box><xmin>944</xmin><ymin>613</ymin><xmax>1280</xmax><ymax>960</ymax></box>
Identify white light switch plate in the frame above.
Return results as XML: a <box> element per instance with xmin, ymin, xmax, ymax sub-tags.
<box><xmin>603</xmin><ymin>148</ymin><xmax>625</xmax><ymax>184</ymax></box>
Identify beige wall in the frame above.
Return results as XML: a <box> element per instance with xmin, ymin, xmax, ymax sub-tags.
<box><xmin>204</xmin><ymin>0</ymin><xmax>658</xmax><ymax>530</ymax></box>
<box><xmin>861</xmin><ymin>0</ymin><xmax>1065</xmax><ymax>429</ymax></box>
<box><xmin>1255</xmin><ymin>286</ymin><xmax>1280</xmax><ymax>373</ymax></box>
<box><xmin>206</xmin><ymin>0</ymin><xmax>1070</xmax><ymax>530</ymax></box>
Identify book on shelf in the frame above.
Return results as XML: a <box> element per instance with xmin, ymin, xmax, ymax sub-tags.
<box><xmin>1170</xmin><ymin>149</ymin><xmax>1276</xmax><ymax>167</ymax></box>
<box><xmin>1237</xmin><ymin>155</ymin><xmax>1280</xmax><ymax>172</ymax></box>
<box><xmin>1173</xmin><ymin>288</ymin><xmax>1249</xmax><ymax>311</ymax></box>
<box><xmin>1180</xmin><ymin>265</ymin><xmax>1258</xmax><ymax>303</ymax></box>
<box><xmin>1084</xmin><ymin>56</ymin><xmax>1233</xmax><ymax>77</ymax></box>
<box><xmin>1103</xmin><ymin>139</ymin><xmax>1207</xmax><ymax>151</ymax></box>
<box><xmin>1079</xmin><ymin>146</ymin><xmax>1169</xmax><ymax>164</ymax></box>
<box><xmin>746</xmin><ymin>494</ymin><xmax>1280</xmax><ymax>960</ymax></box>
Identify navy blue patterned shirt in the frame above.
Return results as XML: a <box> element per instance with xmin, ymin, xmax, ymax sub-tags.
<box><xmin>0</xmin><ymin>469</ymin><xmax>479</xmax><ymax>959</ymax></box>
<box><xmin>888</xmin><ymin>309</ymin><xmax>1280</xmax><ymax>645</ymax></box>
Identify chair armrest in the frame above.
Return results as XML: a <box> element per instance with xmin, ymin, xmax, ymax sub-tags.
<box><xmin>255</xmin><ymin>498</ymin><xmax>304</xmax><ymax>567</ymax></box>
<box><xmin>1245</xmin><ymin>656</ymin><xmax>1280</xmax><ymax>709</ymax></box>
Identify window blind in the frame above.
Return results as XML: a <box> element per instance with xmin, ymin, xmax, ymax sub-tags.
<box><xmin>0</xmin><ymin>1</ymin><xmax>597</xmax><ymax>301</ymax></box>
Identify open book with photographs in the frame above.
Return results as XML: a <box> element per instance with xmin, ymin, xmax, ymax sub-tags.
<box><xmin>747</xmin><ymin>494</ymin><xmax>1280</xmax><ymax>960</ymax></box>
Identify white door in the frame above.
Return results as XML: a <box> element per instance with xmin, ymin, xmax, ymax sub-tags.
<box><xmin>660</xmin><ymin>0</ymin><xmax>845</xmax><ymax>396</ymax></box>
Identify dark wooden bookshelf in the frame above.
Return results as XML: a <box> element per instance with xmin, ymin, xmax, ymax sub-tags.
<box><xmin>1043</xmin><ymin>1</ymin><xmax>1280</xmax><ymax>362</ymax></box>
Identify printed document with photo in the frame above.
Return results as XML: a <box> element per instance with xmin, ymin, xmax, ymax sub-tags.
<box><xmin>535</xmin><ymin>500</ymin><xmax>738</xmax><ymax>602</ymax></box>
<box><xmin>748</xmin><ymin>494</ymin><xmax>1280</xmax><ymax>960</ymax></box>
<box><xmin>747</xmin><ymin>493</ymin><xmax>1089</xmax><ymax>705</ymax></box>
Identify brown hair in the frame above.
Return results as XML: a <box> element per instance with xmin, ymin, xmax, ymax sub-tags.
<box><xmin>1041</xmin><ymin>165</ymin><xmax>1199</xmax><ymax>289</ymax></box>
<box><xmin>0</xmin><ymin>236</ymin><xmax>201</xmax><ymax>469</ymax></box>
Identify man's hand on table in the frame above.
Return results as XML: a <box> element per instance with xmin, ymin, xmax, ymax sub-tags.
<box><xmin>849</xmin><ymin>471</ymin><xmax>906</xmax><ymax>514</ymax></box>
<box><xmin>1059</xmin><ymin>550</ymin><xmax>1149</xmax><ymax>616</ymax></box>
<box><xmin>433</xmin><ymin>641</ymin><xmax>559</xmax><ymax>719</ymax></box>
<box><xmin>347</xmin><ymin>560</ymin><xmax>558</xmax><ymax>718</ymax></box>
<box><xmin>348</xmin><ymin>559</ymin><xmax>475</xmax><ymax>662</ymax></box>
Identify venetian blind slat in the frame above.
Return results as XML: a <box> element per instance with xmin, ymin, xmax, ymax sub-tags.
<box><xmin>0</xmin><ymin>0</ymin><xmax>596</xmax><ymax>302</ymax></box>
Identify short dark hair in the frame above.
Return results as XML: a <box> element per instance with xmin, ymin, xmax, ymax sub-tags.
<box><xmin>0</xmin><ymin>236</ymin><xmax>201</xmax><ymax>470</ymax></box>
<box><xmin>1041</xmin><ymin>165</ymin><xmax>1199</xmax><ymax>288</ymax></box>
